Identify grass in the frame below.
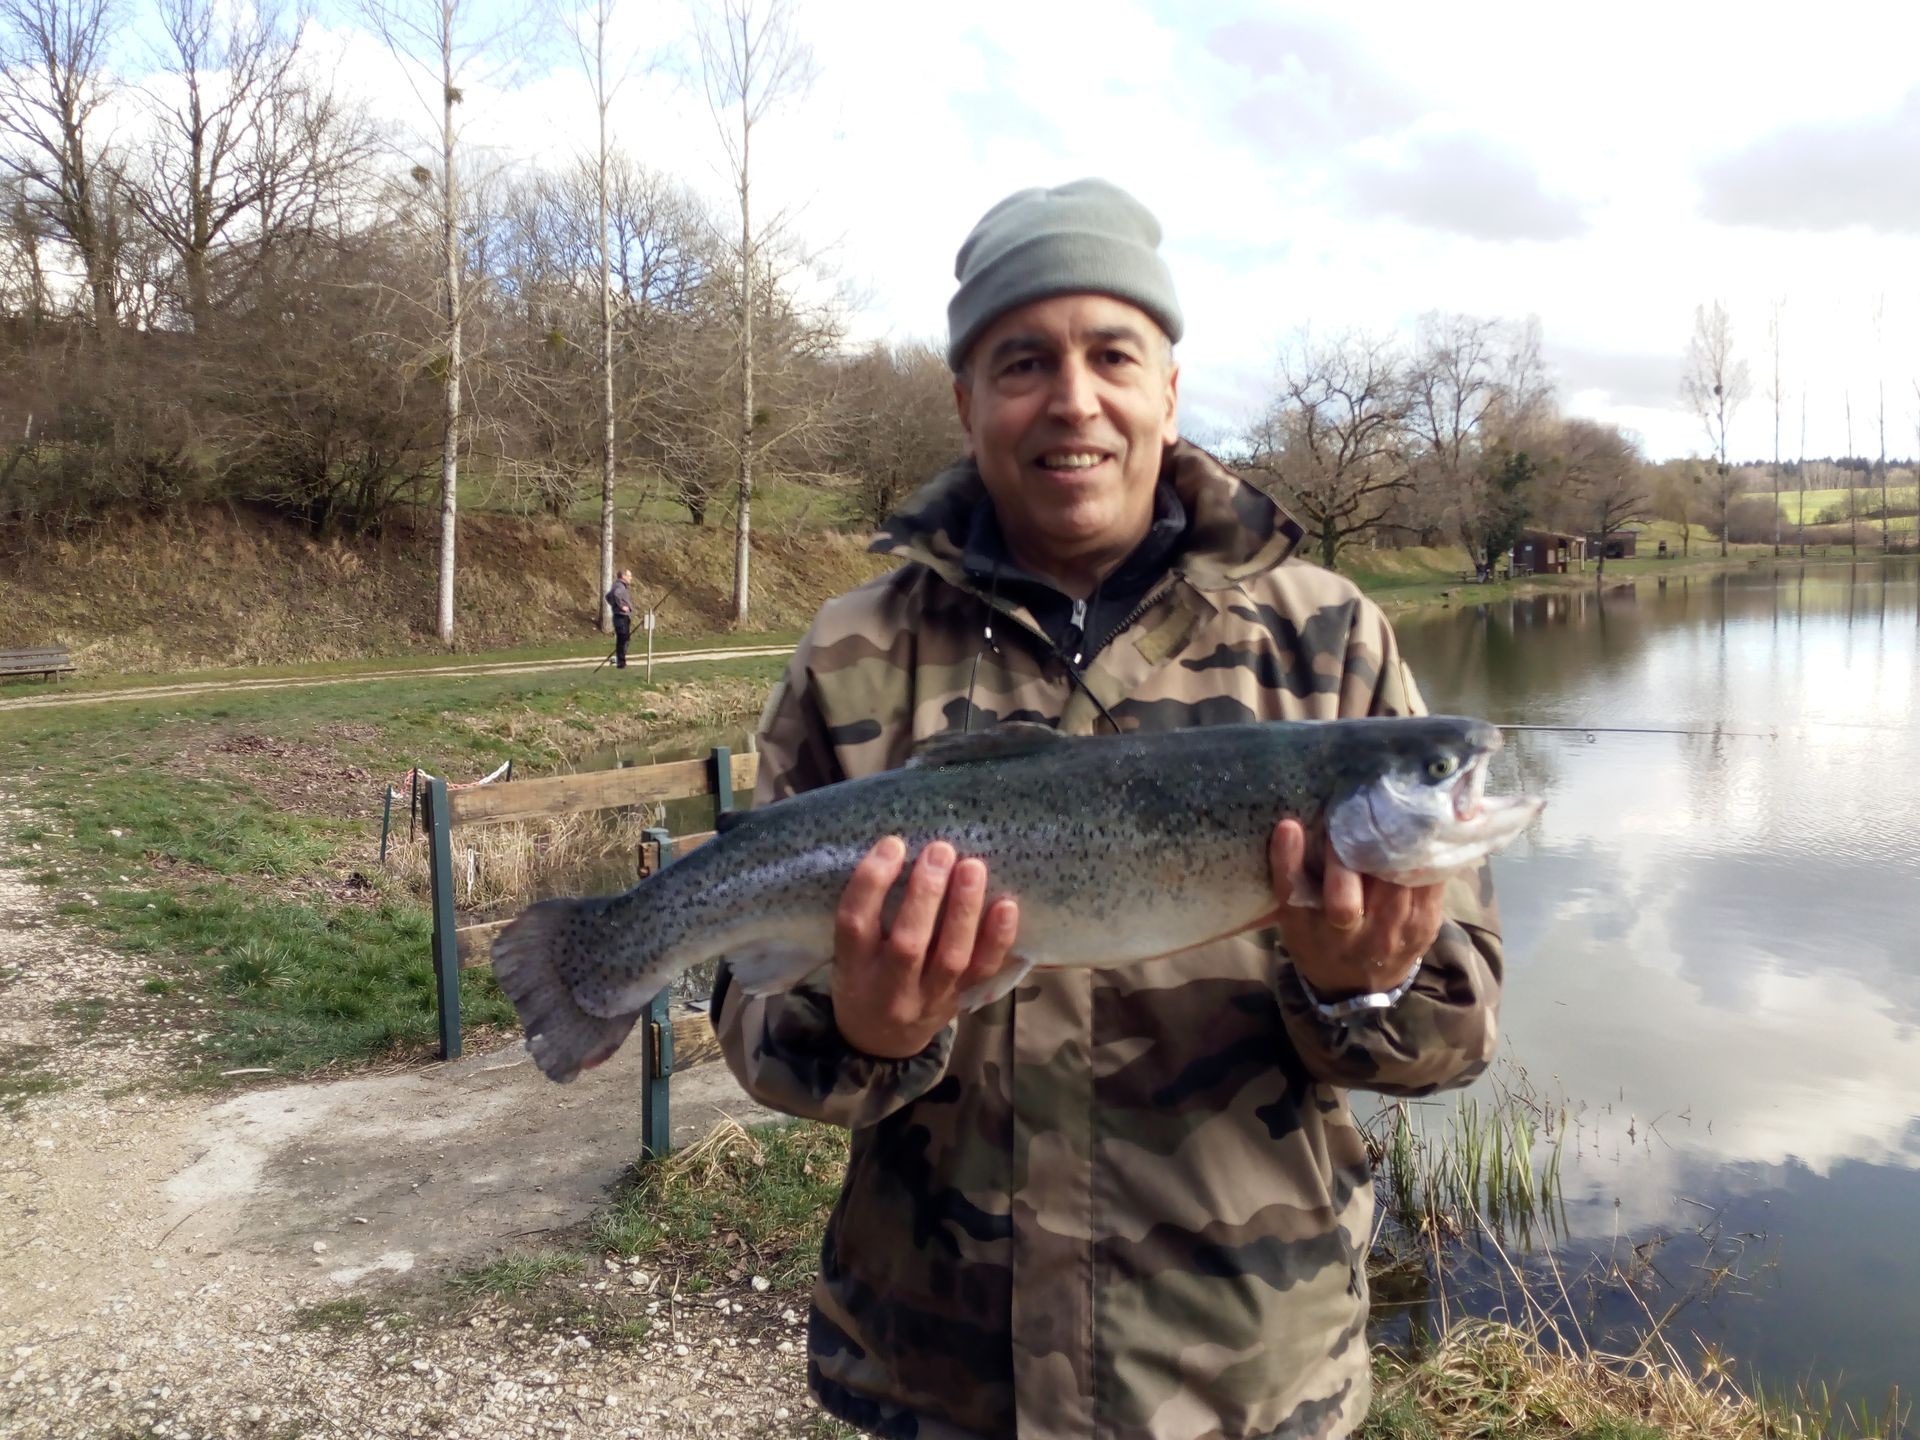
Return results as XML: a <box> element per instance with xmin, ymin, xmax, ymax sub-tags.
<box><xmin>0</xmin><ymin>1043</ymin><xmax>65</xmax><ymax>1113</ymax></box>
<box><xmin>1740</xmin><ymin>485</ymin><xmax>1918</xmax><ymax>526</ymax></box>
<box><xmin>592</xmin><ymin>1117</ymin><xmax>847</xmax><ymax>1292</ymax></box>
<box><xmin>452</xmin><ymin>1249</ymin><xmax>581</xmax><ymax>1299</ymax></box>
<box><xmin>0</xmin><ymin>654</ymin><xmax>784</xmax><ymax>1083</ymax></box>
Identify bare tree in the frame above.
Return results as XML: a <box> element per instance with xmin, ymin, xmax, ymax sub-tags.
<box><xmin>0</xmin><ymin>0</ymin><xmax>121</xmax><ymax>330</ymax></box>
<box><xmin>829</xmin><ymin>340</ymin><xmax>958</xmax><ymax>526</ymax></box>
<box><xmin>0</xmin><ymin>171</ymin><xmax>51</xmax><ymax>316</ymax></box>
<box><xmin>1874</xmin><ymin>296</ymin><xmax>1889</xmax><ymax>551</ymax></box>
<box><xmin>556</xmin><ymin>0</ymin><xmax>634</xmax><ymax>633</ymax></box>
<box><xmin>1680</xmin><ymin>299</ymin><xmax>1752</xmax><ymax>556</ymax></box>
<box><xmin>1767</xmin><ymin>296</ymin><xmax>1784</xmax><ymax>555</ymax></box>
<box><xmin>1556</xmin><ymin>418</ymin><xmax>1648</xmax><ymax>579</ymax></box>
<box><xmin>1244</xmin><ymin>330</ymin><xmax>1409</xmax><ymax>571</ymax></box>
<box><xmin>118</xmin><ymin>0</ymin><xmax>377</xmax><ymax>334</ymax></box>
<box><xmin>1844</xmin><ymin>392</ymin><xmax>1859</xmax><ymax>556</ymax></box>
<box><xmin>697</xmin><ymin>0</ymin><xmax>815</xmax><ymax>625</ymax></box>
<box><xmin>1406</xmin><ymin>312</ymin><xmax>1553</xmax><ymax>574</ymax></box>
<box><xmin>361</xmin><ymin>0</ymin><xmax>496</xmax><ymax>644</ymax></box>
<box><xmin>1798</xmin><ymin>384</ymin><xmax>1808</xmax><ymax>556</ymax></box>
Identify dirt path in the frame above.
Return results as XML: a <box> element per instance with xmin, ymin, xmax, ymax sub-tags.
<box><xmin>0</xmin><ymin>814</ymin><xmax>832</xmax><ymax>1440</ymax></box>
<box><xmin>0</xmin><ymin>643</ymin><xmax>796</xmax><ymax>715</ymax></box>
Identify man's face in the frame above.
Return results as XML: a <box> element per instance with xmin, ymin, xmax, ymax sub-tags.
<box><xmin>954</xmin><ymin>293</ymin><xmax>1179</xmax><ymax>580</ymax></box>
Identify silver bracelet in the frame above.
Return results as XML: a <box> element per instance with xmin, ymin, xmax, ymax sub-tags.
<box><xmin>1296</xmin><ymin>957</ymin><xmax>1423</xmax><ymax>1021</ymax></box>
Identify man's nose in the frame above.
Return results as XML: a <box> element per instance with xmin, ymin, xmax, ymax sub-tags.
<box><xmin>1046</xmin><ymin>355</ymin><xmax>1100</xmax><ymax>424</ymax></box>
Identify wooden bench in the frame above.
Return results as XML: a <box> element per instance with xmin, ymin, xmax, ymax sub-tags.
<box><xmin>0</xmin><ymin>645</ymin><xmax>75</xmax><ymax>681</ymax></box>
<box><xmin>420</xmin><ymin>745</ymin><xmax>758</xmax><ymax>1156</ymax></box>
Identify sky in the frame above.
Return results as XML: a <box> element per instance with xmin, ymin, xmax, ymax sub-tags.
<box><xmin>282</xmin><ymin>0</ymin><xmax>1920</xmax><ymax>464</ymax></box>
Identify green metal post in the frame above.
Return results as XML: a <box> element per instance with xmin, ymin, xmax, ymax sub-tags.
<box><xmin>378</xmin><ymin>785</ymin><xmax>394</xmax><ymax>864</ymax></box>
<box><xmin>640</xmin><ymin>825</ymin><xmax>674</xmax><ymax>1159</ymax></box>
<box><xmin>708</xmin><ymin>744</ymin><xmax>734</xmax><ymax>822</ymax></box>
<box><xmin>424</xmin><ymin>777</ymin><xmax>462</xmax><ymax>1061</ymax></box>
<box><xmin>408</xmin><ymin>766</ymin><xmax>422</xmax><ymax>842</ymax></box>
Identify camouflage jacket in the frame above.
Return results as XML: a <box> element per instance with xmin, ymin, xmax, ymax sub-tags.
<box><xmin>715</xmin><ymin>441</ymin><xmax>1503</xmax><ymax>1440</ymax></box>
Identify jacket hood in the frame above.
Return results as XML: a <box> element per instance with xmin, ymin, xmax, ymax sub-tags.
<box><xmin>868</xmin><ymin>439</ymin><xmax>1304</xmax><ymax>595</ymax></box>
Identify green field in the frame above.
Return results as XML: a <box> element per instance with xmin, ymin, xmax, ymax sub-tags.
<box><xmin>0</xmin><ymin>656</ymin><xmax>785</xmax><ymax>1084</ymax></box>
<box><xmin>1743</xmin><ymin>485</ymin><xmax>1918</xmax><ymax>525</ymax></box>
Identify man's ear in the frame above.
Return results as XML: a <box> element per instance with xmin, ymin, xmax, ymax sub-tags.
<box><xmin>1161</xmin><ymin>362</ymin><xmax>1181</xmax><ymax>445</ymax></box>
<box><xmin>953</xmin><ymin>376</ymin><xmax>976</xmax><ymax>458</ymax></box>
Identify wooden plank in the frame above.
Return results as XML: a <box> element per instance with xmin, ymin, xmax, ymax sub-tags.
<box><xmin>455</xmin><ymin>918</ymin><xmax>510</xmax><ymax>970</ymax></box>
<box><xmin>639</xmin><ymin>829</ymin><xmax>719</xmax><ymax>876</ymax></box>
<box><xmin>450</xmin><ymin>757</ymin><xmax>708</xmax><ymax>826</ymax></box>
<box><xmin>449</xmin><ymin>749</ymin><xmax>758</xmax><ymax>828</ymax></box>
<box><xmin>671</xmin><ymin>1008</ymin><xmax>722</xmax><ymax>1071</ymax></box>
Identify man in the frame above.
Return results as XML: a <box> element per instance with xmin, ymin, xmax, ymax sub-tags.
<box><xmin>715</xmin><ymin>178</ymin><xmax>1502</xmax><ymax>1440</ymax></box>
<box><xmin>607</xmin><ymin>568</ymin><xmax>634</xmax><ymax>669</ymax></box>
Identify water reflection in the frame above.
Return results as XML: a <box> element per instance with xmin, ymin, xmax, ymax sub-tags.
<box><xmin>1393</xmin><ymin>560</ymin><xmax>1920</xmax><ymax>1395</ymax></box>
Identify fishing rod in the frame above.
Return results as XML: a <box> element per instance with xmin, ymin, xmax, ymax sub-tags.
<box><xmin>593</xmin><ymin>583</ymin><xmax>680</xmax><ymax>676</ymax></box>
<box><xmin>1493</xmin><ymin>723</ymin><xmax>1778</xmax><ymax>740</ymax></box>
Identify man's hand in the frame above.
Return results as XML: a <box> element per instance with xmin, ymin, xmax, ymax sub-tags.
<box><xmin>831</xmin><ymin>836</ymin><xmax>1021</xmax><ymax>1060</ymax></box>
<box><xmin>1269</xmin><ymin>819</ymin><xmax>1443</xmax><ymax>1000</ymax></box>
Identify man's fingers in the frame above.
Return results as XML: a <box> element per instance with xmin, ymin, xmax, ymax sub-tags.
<box><xmin>1322</xmin><ymin>854</ymin><xmax>1366</xmax><ymax>931</ymax></box>
<box><xmin>836</xmin><ymin>835</ymin><xmax>907</xmax><ymax>957</ymax></box>
<box><xmin>1269</xmin><ymin>819</ymin><xmax>1313</xmax><ymax>906</ymax></box>
<box><xmin>882</xmin><ymin>841</ymin><xmax>957</xmax><ymax>979</ymax></box>
<box><xmin>919</xmin><ymin>857</ymin><xmax>988</xmax><ymax>1008</ymax></box>
<box><xmin>954</xmin><ymin>897</ymin><xmax>1021</xmax><ymax>996</ymax></box>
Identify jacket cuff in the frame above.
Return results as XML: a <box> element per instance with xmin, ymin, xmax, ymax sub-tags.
<box><xmin>722</xmin><ymin>978</ymin><xmax>957</xmax><ymax>1130</ymax></box>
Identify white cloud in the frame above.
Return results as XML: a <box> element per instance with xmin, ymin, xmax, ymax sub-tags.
<box><xmin>158</xmin><ymin>0</ymin><xmax>1920</xmax><ymax>462</ymax></box>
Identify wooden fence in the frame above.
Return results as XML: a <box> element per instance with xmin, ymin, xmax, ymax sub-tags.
<box><xmin>420</xmin><ymin>744</ymin><xmax>758</xmax><ymax>1157</ymax></box>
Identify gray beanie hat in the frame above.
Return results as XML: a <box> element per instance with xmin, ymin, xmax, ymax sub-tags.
<box><xmin>946</xmin><ymin>178</ymin><xmax>1183</xmax><ymax>371</ymax></box>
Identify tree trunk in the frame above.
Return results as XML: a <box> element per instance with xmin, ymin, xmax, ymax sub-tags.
<box><xmin>596</xmin><ymin>59</ymin><xmax>616</xmax><ymax>634</ymax></box>
<box><xmin>731</xmin><ymin>105</ymin><xmax>753</xmax><ymax>626</ymax></box>
<box><xmin>436</xmin><ymin>25</ymin><xmax>461</xmax><ymax>646</ymax></box>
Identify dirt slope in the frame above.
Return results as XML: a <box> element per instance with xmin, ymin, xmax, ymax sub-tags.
<box><xmin>2</xmin><ymin>505</ymin><xmax>890</xmax><ymax>673</ymax></box>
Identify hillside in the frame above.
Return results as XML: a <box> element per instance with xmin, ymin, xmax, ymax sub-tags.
<box><xmin>3</xmin><ymin>505</ymin><xmax>893</xmax><ymax>673</ymax></box>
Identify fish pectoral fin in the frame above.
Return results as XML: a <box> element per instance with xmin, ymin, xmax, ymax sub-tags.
<box><xmin>725</xmin><ymin>941</ymin><xmax>831</xmax><ymax>998</ymax></box>
<box><xmin>953</xmin><ymin>956</ymin><xmax>1035</xmax><ymax>1014</ymax></box>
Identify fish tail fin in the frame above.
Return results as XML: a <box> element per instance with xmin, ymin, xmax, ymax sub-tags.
<box><xmin>491</xmin><ymin>897</ymin><xmax>640</xmax><ymax>1084</ymax></box>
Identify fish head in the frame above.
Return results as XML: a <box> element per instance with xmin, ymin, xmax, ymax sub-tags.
<box><xmin>1323</xmin><ymin>716</ymin><xmax>1544</xmax><ymax>882</ymax></box>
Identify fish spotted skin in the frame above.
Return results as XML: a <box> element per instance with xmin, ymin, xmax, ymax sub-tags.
<box><xmin>490</xmin><ymin>714</ymin><xmax>1532</xmax><ymax>1083</ymax></box>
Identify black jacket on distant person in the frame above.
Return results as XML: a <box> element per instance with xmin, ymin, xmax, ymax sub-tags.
<box><xmin>608</xmin><ymin>578</ymin><xmax>634</xmax><ymax>667</ymax></box>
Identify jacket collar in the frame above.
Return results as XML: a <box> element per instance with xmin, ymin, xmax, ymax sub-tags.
<box><xmin>868</xmin><ymin>439</ymin><xmax>1304</xmax><ymax>595</ymax></box>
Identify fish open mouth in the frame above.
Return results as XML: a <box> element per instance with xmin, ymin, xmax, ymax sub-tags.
<box><xmin>1450</xmin><ymin>753</ymin><xmax>1490</xmax><ymax>821</ymax></box>
<box><xmin>1332</xmin><ymin>746</ymin><xmax>1543</xmax><ymax>882</ymax></box>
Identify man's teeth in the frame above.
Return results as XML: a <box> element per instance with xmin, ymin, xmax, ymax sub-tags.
<box><xmin>1039</xmin><ymin>453</ymin><xmax>1106</xmax><ymax>469</ymax></box>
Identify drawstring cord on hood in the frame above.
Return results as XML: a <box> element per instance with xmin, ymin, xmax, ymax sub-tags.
<box><xmin>962</xmin><ymin>566</ymin><xmax>1123</xmax><ymax>737</ymax></box>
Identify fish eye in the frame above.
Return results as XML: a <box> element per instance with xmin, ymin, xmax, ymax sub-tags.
<box><xmin>1426</xmin><ymin>755</ymin><xmax>1460</xmax><ymax>780</ymax></box>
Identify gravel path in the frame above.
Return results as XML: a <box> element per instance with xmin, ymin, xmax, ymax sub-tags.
<box><xmin>0</xmin><ymin>816</ymin><xmax>825</xmax><ymax>1440</ymax></box>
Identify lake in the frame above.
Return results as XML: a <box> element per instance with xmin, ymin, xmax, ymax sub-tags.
<box><xmin>1391</xmin><ymin>559</ymin><xmax>1920</xmax><ymax>1400</ymax></box>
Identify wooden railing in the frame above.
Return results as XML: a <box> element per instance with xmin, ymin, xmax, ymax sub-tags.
<box><xmin>420</xmin><ymin>745</ymin><xmax>758</xmax><ymax>1157</ymax></box>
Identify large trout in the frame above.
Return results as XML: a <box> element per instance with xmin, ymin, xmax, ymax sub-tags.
<box><xmin>492</xmin><ymin>715</ymin><xmax>1543</xmax><ymax>1082</ymax></box>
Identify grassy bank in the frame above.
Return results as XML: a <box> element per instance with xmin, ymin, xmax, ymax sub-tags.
<box><xmin>1</xmin><ymin>498</ymin><xmax>889</xmax><ymax>674</ymax></box>
<box><xmin>307</xmin><ymin>1111</ymin><xmax>1897</xmax><ymax>1440</ymax></box>
<box><xmin>0</xmin><ymin>654</ymin><xmax>787</xmax><ymax>1087</ymax></box>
